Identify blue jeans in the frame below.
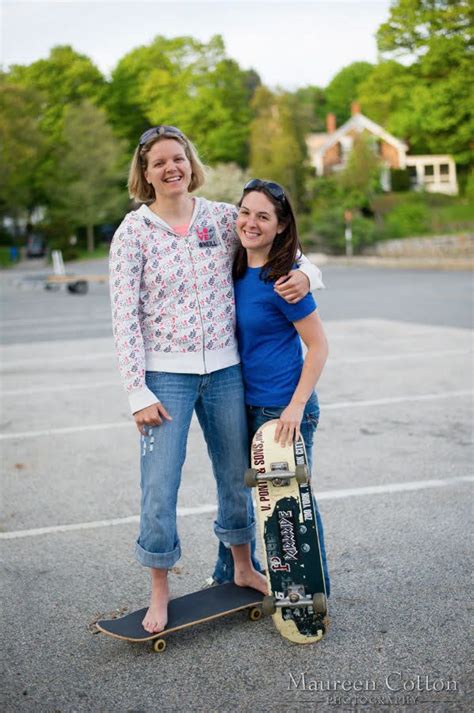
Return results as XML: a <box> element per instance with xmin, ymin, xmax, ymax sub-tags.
<box><xmin>212</xmin><ymin>392</ymin><xmax>331</xmax><ymax>595</ymax></box>
<box><xmin>136</xmin><ymin>365</ymin><xmax>256</xmax><ymax>569</ymax></box>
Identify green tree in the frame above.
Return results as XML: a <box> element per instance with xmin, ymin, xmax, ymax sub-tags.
<box><xmin>249</xmin><ymin>87</ymin><xmax>308</xmax><ymax>210</ymax></box>
<box><xmin>325</xmin><ymin>62</ymin><xmax>374</xmax><ymax>124</ymax></box>
<box><xmin>48</xmin><ymin>101</ymin><xmax>128</xmax><ymax>253</ymax></box>
<box><xmin>370</xmin><ymin>0</ymin><xmax>474</xmax><ymax>165</ymax></box>
<box><xmin>339</xmin><ymin>134</ymin><xmax>382</xmax><ymax>210</ymax></box>
<box><xmin>377</xmin><ymin>0</ymin><xmax>472</xmax><ymax>58</ymax></box>
<box><xmin>8</xmin><ymin>45</ymin><xmax>105</xmax><ymax>143</ymax></box>
<box><xmin>292</xmin><ymin>85</ymin><xmax>327</xmax><ymax>132</ymax></box>
<box><xmin>6</xmin><ymin>46</ymin><xmax>107</xmax><ymax>216</ymax></box>
<box><xmin>0</xmin><ymin>75</ymin><xmax>47</xmax><ymax>224</ymax></box>
<box><xmin>358</xmin><ymin>61</ymin><xmax>424</xmax><ymax>144</ymax></box>
<box><xmin>107</xmin><ymin>35</ymin><xmax>259</xmax><ymax>165</ymax></box>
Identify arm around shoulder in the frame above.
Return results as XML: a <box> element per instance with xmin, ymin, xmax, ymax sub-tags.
<box><xmin>295</xmin><ymin>252</ymin><xmax>325</xmax><ymax>291</ymax></box>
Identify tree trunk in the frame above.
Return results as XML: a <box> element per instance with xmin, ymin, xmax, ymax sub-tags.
<box><xmin>86</xmin><ymin>224</ymin><xmax>95</xmax><ymax>253</ymax></box>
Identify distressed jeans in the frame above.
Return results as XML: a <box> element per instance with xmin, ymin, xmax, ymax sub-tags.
<box><xmin>135</xmin><ymin>365</ymin><xmax>256</xmax><ymax>569</ymax></box>
<box><xmin>211</xmin><ymin>391</ymin><xmax>331</xmax><ymax>595</ymax></box>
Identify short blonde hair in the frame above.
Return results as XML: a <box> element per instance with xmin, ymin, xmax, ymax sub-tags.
<box><xmin>128</xmin><ymin>128</ymin><xmax>206</xmax><ymax>202</ymax></box>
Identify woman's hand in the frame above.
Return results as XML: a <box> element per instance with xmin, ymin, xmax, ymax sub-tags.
<box><xmin>133</xmin><ymin>402</ymin><xmax>172</xmax><ymax>435</ymax></box>
<box><xmin>274</xmin><ymin>402</ymin><xmax>305</xmax><ymax>447</ymax></box>
<box><xmin>274</xmin><ymin>270</ymin><xmax>310</xmax><ymax>304</ymax></box>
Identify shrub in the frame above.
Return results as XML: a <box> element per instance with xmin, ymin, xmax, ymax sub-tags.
<box><xmin>0</xmin><ymin>246</ymin><xmax>19</xmax><ymax>267</ymax></box>
<box><xmin>382</xmin><ymin>201</ymin><xmax>430</xmax><ymax>239</ymax></box>
<box><xmin>390</xmin><ymin>169</ymin><xmax>411</xmax><ymax>192</ymax></box>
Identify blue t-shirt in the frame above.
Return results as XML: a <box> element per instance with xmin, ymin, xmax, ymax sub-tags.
<box><xmin>235</xmin><ymin>266</ymin><xmax>317</xmax><ymax>406</ymax></box>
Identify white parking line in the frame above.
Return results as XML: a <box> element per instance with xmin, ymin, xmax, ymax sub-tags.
<box><xmin>0</xmin><ymin>348</ymin><xmax>471</xmax><ymax>371</ymax></box>
<box><xmin>0</xmin><ymin>350</ymin><xmax>471</xmax><ymax>394</ymax></box>
<box><xmin>1</xmin><ymin>476</ymin><xmax>471</xmax><ymax>540</ymax></box>
<box><xmin>0</xmin><ymin>353</ymin><xmax>114</xmax><ymax>369</ymax></box>
<box><xmin>323</xmin><ymin>389</ymin><xmax>473</xmax><ymax>410</ymax></box>
<box><xmin>2</xmin><ymin>323</ymin><xmax>112</xmax><ymax>337</ymax></box>
<box><xmin>2</xmin><ymin>380</ymin><xmax>120</xmax><ymax>396</ymax></box>
<box><xmin>0</xmin><ymin>389</ymin><xmax>471</xmax><ymax>441</ymax></box>
<box><xmin>0</xmin><ymin>421</ymin><xmax>132</xmax><ymax>440</ymax></box>
<box><xmin>0</xmin><ymin>314</ymin><xmax>111</xmax><ymax>327</ymax></box>
<box><xmin>329</xmin><ymin>349</ymin><xmax>471</xmax><ymax>364</ymax></box>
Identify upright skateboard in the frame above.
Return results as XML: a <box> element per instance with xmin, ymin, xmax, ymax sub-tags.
<box><xmin>245</xmin><ymin>419</ymin><xmax>328</xmax><ymax>644</ymax></box>
<box><xmin>96</xmin><ymin>582</ymin><xmax>263</xmax><ymax>652</ymax></box>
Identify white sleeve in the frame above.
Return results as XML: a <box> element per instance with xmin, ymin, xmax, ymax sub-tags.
<box><xmin>109</xmin><ymin>221</ymin><xmax>159</xmax><ymax>414</ymax></box>
<box><xmin>295</xmin><ymin>252</ymin><xmax>325</xmax><ymax>290</ymax></box>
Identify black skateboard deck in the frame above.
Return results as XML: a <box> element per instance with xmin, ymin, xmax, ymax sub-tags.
<box><xmin>96</xmin><ymin>582</ymin><xmax>263</xmax><ymax>652</ymax></box>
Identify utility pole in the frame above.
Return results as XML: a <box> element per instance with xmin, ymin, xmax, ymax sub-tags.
<box><xmin>344</xmin><ymin>209</ymin><xmax>353</xmax><ymax>257</ymax></box>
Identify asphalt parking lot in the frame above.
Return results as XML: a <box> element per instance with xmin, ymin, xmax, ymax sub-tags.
<box><xmin>1</xmin><ymin>261</ymin><xmax>472</xmax><ymax>712</ymax></box>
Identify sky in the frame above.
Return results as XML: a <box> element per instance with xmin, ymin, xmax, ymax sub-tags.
<box><xmin>0</xmin><ymin>0</ymin><xmax>391</xmax><ymax>89</ymax></box>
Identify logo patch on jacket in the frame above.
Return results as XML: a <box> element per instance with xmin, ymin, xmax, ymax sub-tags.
<box><xmin>196</xmin><ymin>226</ymin><xmax>218</xmax><ymax>248</ymax></box>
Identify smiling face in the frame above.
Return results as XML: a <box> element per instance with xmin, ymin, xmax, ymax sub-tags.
<box><xmin>236</xmin><ymin>191</ymin><xmax>284</xmax><ymax>263</ymax></box>
<box><xmin>144</xmin><ymin>138</ymin><xmax>193</xmax><ymax>198</ymax></box>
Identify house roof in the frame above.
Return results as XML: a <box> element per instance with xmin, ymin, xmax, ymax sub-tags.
<box><xmin>309</xmin><ymin>113</ymin><xmax>408</xmax><ymax>157</ymax></box>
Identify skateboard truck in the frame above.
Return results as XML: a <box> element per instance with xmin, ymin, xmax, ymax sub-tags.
<box><xmin>262</xmin><ymin>588</ymin><xmax>327</xmax><ymax>617</ymax></box>
<box><xmin>245</xmin><ymin>463</ymin><xmax>309</xmax><ymax>488</ymax></box>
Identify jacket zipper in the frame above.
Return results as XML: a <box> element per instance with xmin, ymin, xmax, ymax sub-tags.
<box><xmin>184</xmin><ymin>238</ymin><xmax>207</xmax><ymax>374</ymax></box>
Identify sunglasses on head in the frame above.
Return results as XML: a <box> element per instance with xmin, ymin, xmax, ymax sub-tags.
<box><xmin>243</xmin><ymin>178</ymin><xmax>286</xmax><ymax>202</ymax></box>
<box><xmin>139</xmin><ymin>125</ymin><xmax>184</xmax><ymax>146</ymax></box>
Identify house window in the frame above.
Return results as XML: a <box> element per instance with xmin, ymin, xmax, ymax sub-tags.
<box><xmin>424</xmin><ymin>165</ymin><xmax>434</xmax><ymax>182</ymax></box>
<box><xmin>440</xmin><ymin>164</ymin><xmax>450</xmax><ymax>182</ymax></box>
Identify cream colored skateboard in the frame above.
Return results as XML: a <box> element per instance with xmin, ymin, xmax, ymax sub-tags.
<box><xmin>246</xmin><ymin>419</ymin><xmax>327</xmax><ymax>644</ymax></box>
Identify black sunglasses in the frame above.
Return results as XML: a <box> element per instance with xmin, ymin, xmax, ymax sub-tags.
<box><xmin>243</xmin><ymin>178</ymin><xmax>286</xmax><ymax>202</ymax></box>
<box><xmin>139</xmin><ymin>125</ymin><xmax>184</xmax><ymax>146</ymax></box>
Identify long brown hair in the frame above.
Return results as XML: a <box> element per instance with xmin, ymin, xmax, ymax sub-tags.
<box><xmin>233</xmin><ymin>181</ymin><xmax>302</xmax><ymax>283</ymax></box>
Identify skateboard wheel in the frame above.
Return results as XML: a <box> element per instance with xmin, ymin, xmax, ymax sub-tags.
<box><xmin>244</xmin><ymin>468</ymin><xmax>258</xmax><ymax>488</ymax></box>
<box><xmin>248</xmin><ymin>607</ymin><xmax>262</xmax><ymax>621</ymax></box>
<box><xmin>312</xmin><ymin>593</ymin><xmax>327</xmax><ymax>616</ymax></box>
<box><xmin>152</xmin><ymin>638</ymin><xmax>167</xmax><ymax>653</ymax></box>
<box><xmin>262</xmin><ymin>596</ymin><xmax>276</xmax><ymax>616</ymax></box>
<box><xmin>295</xmin><ymin>465</ymin><xmax>309</xmax><ymax>484</ymax></box>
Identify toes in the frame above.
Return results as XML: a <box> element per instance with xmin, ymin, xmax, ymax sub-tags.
<box><xmin>143</xmin><ymin>617</ymin><xmax>167</xmax><ymax>634</ymax></box>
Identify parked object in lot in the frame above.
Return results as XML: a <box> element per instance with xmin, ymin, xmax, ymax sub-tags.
<box><xmin>45</xmin><ymin>249</ymin><xmax>108</xmax><ymax>294</ymax></box>
<box><xmin>26</xmin><ymin>234</ymin><xmax>46</xmax><ymax>258</ymax></box>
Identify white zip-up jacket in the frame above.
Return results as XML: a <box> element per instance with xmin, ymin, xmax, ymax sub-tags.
<box><xmin>109</xmin><ymin>198</ymin><xmax>324</xmax><ymax>413</ymax></box>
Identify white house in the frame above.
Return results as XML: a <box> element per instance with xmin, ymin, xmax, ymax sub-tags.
<box><xmin>306</xmin><ymin>103</ymin><xmax>458</xmax><ymax>195</ymax></box>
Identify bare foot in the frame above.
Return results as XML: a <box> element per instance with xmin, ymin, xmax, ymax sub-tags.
<box><xmin>142</xmin><ymin>569</ymin><xmax>169</xmax><ymax>633</ymax></box>
<box><xmin>234</xmin><ymin>568</ymin><xmax>268</xmax><ymax>595</ymax></box>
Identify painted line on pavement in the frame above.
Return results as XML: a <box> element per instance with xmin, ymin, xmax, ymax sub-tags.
<box><xmin>329</xmin><ymin>349</ymin><xmax>471</xmax><ymax>364</ymax></box>
<box><xmin>1</xmin><ymin>389</ymin><xmax>472</xmax><ymax>441</ymax></box>
<box><xmin>323</xmin><ymin>389</ymin><xmax>472</xmax><ymax>411</ymax></box>
<box><xmin>0</xmin><ymin>421</ymin><xmax>131</xmax><ymax>441</ymax></box>
<box><xmin>2</xmin><ymin>323</ymin><xmax>112</xmax><ymax>338</ymax></box>
<box><xmin>2</xmin><ymin>380</ymin><xmax>120</xmax><ymax>396</ymax></box>
<box><xmin>0</xmin><ymin>314</ymin><xmax>111</xmax><ymax>327</ymax></box>
<box><xmin>1</xmin><ymin>346</ymin><xmax>471</xmax><ymax>371</ymax></box>
<box><xmin>2</xmin><ymin>349</ymin><xmax>470</xmax><ymax>389</ymax></box>
<box><xmin>1</xmin><ymin>476</ymin><xmax>472</xmax><ymax>540</ymax></box>
<box><xmin>0</xmin><ymin>353</ymin><xmax>114</xmax><ymax>369</ymax></box>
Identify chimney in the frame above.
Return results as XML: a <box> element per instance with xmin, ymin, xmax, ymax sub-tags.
<box><xmin>326</xmin><ymin>113</ymin><xmax>336</xmax><ymax>134</ymax></box>
<box><xmin>351</xmin><ymin>101</ymin><xmax>361</xmax><ymax>115</ymax></box>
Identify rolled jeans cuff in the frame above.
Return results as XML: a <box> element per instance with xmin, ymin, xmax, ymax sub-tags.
<box><xmin>213</xmin><ymin>520</ymin><xmax>256</xmax><ymax>546</ymax></box>
<box><xmin>135</xmin><ymin>540</ymin><xmax>181</xmax><ymax>569</ymax></box>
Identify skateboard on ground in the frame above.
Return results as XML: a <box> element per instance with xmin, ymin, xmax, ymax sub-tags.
<box><xmin>245</xmin><ymin>419</ymin><xmax>328</xmax><ymax>644</ymax></box>
<box><xmin>96</xmin><ymin>582</ymin><xmax>263</xmax><ymax>652</ymax></box>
